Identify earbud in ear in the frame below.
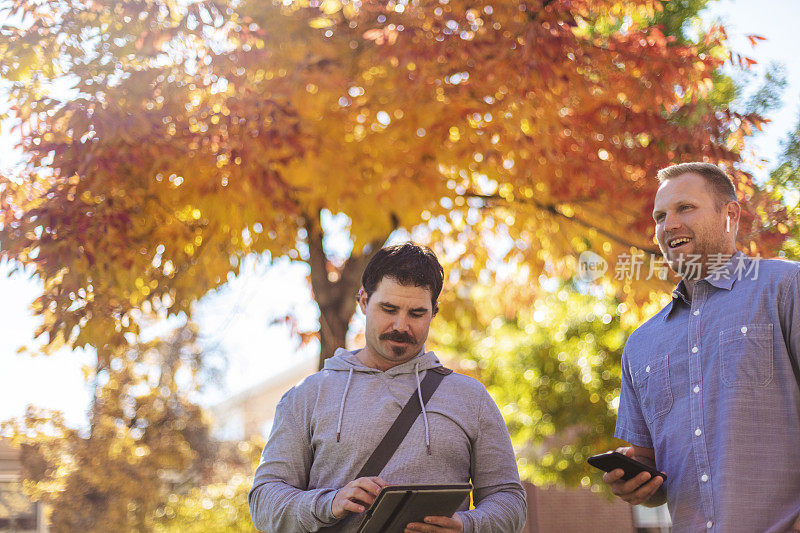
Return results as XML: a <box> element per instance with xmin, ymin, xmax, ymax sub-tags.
<box><xmin>726</xmin><ymin>215</ymin><xmax>731</xmax><ymax>233</ymax></box>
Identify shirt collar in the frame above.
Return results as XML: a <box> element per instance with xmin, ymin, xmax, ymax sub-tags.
<box><xmin>664</xmin><ymin>281</ymin><xmax>690</xmax><ymax>320</ymax></box>
<box><xmin>663</xmin><ymin>251</ymin><xmax>746</xmax><ymax>321</ymax></box>
<box><xmin>705</xmin><ymin>250</ymin><xmax>748</xmax><ymax>290</ymax></box>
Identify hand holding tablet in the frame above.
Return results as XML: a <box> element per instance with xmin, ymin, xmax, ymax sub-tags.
<box><xmin>356</xmin><ymin>483</ymin><xmax>471</xmax><ymax>533</ymax></box>
<box><xmin>332</xmin><ymin>477</ymin><xmax>389</xmax><ymax>518</ymax></box>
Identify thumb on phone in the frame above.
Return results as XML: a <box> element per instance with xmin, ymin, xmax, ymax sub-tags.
<box><xmin>616</xmin><ymin>446</ymin><xmax>635</xmax><ymax>458</ymax></box>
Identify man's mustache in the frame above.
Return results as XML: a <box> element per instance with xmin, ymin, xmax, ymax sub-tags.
<box><xmin>379</xmin><ymin>331</ymin><xmax>417</xmax><ymax>344</ymax></box>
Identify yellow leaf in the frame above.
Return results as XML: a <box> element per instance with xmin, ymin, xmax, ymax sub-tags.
<box><xmin>343</xmin><ymin>3</ymin><xmax>358</xmax><ymax>19</ymax></box>
<box><xmin>321</xmin><ymin>0</ymin><xmax>341</xmax><ymax>15</ymax></box>
<box><xmin>309</xmin><ymin>17</ymin><xmax>334</xmax><ymax>28</ymax></box>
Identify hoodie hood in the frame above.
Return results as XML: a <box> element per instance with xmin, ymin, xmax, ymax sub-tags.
<box><xmin>323</xmin><ymin>347</ymin><xmax>443</xmax><ymax>375</ymax></box>
<box><xmin>324</xmin><ymin>347</ymin><xmax>443</xmax><ymax>453</ymax></box>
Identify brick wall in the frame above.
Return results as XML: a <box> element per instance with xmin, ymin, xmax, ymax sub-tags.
<box><xmin>523</xmin><ymin>482</ymin><xmax>634</xmax><ymax>533</ymax></box>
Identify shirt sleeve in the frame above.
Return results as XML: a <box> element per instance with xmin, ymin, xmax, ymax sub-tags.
<box><xmin>248</xmin><ymin>391</ymin><xmax>340</xmax><ymax>532</ymax></box>
<box><xmin>455</xmin><ymin>390</ymin><xmax>527</xmax><ymax>533</ymax></box>
<box><xmin>779</xmin><ymin>268</ymin><xmax>800</xmax><ymax>383</ymax></box>
<box><xmin>614</xmin><ymin>342</ymin><xmax>654</xmax><ymax>448</ymax></box>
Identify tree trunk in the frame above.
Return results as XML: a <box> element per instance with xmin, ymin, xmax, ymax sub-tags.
<box><xmin>305</xmin><ymin>213</ymin><xmax>388</xmax><ymax>369</ymax></box>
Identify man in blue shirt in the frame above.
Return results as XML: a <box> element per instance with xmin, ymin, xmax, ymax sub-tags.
<box><xmin>603</xmin><ymin>162</ymin><xmax>800</xmax><ymax>531</ymax></box>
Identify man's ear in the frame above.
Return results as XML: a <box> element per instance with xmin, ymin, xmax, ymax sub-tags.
<box><xmin>357</xmin><ymin>287</ymin><xmax>368</xmax><ymax>314</ymax></box>
<box><xmin>727</xmin><ymin>202</ymin><xmax>741</xmax><ymax>232</ymax></box>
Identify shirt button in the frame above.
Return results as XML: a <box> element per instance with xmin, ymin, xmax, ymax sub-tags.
<box><xmin>741</xmin><ymin>326</ymin><xmax>748</xmax><ymax>334</ymax></box>
<box><xmin>692</xmin><ymin>346</ymin><xmax>699</xmax><ymax>354</ymax></box>
<box><xmin>695</xmin><ymin>427</ymin><xmax>702</xmax><ymax>436</ymax></box>
<box><xmin>701</xmin><ymin>474</ymin><xmax>709</xmax><ymax>482</ymax></box>
<box><xmin>693</xmin><ymin>385</ymin><xmax>700</xmax><ymax>393</ymax></box>
<box><xmin>693</xmin><ymin>310</ymin><xmax>700</xmax><ymax>316</ymax></box>
<box><xmin>707</xmin><ymin>520</ymin><xmax>713</xmax><ymax>529</ymax></box>
<box><xmin>646</xmin><ymin>365</ymin><xmax>651</xmax><ymax>373</ymax></box>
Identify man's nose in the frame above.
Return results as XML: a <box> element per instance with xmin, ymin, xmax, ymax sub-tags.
<box><xmin>392</xmin><ymin>315</ymin><xmax>411</xmax><ymax>332</ymax></box>
<box><xmin>663</xmin><ymin>211</ymin><xmax>681</xmax><ymax>231</ymax></box>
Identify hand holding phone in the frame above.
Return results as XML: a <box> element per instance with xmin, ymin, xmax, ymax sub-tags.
<box><xmin>590</xmin><ymin>447</ymin><xmax>667</xmax><ymax>506</ymax></box>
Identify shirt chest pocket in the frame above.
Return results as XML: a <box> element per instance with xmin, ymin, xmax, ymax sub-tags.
<box><xmin>633</xmin><ymin>353</ymin><xmax>673</xmax><ymax>424</ymax></box>
<box><xmin>719</xmin><ymin>323</ymin><xmax>774</xmax><ymax>387</ymax></box>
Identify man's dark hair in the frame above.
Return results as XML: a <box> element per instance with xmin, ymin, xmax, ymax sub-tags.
<box><xmin>656</xmin><ymin>162</ymin><xmax>737</xmax><ymax>209</ymax></box>
<box><xmin>361</xmin><ymin>242</ymin><xmax>444</xmax><ymax>311</ymax></box>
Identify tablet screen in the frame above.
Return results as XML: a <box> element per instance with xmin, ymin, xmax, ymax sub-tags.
<box><xmin>357</xmin><ymin>484</ymin><xmax>472</xmax><ymax>533</ymax></box>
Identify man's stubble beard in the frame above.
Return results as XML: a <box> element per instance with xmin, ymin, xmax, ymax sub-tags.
<box><xmin>389</xmin><ymin>345</ymin><xmax>406</xmax><ymax>357</ymax></box>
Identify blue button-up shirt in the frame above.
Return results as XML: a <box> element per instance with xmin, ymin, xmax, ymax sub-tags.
<box><xmin>615</xmin><ymin>252</ymin><xmax>800</xmax><ymax>532</ymax></box>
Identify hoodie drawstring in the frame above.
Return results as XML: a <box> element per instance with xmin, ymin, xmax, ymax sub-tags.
<box><xmin>336</xmin><ymin>368</ymin><xmax>353</xmax><ymax>443</ymax></box>
<box><xmin>415</xmin><ymin>362</ymin><xmax>432</xmax><ymax>455</ymax></box>
<box><xmin>335</xmin><ymin>362</ymin><xmax>432</xmax><ymax>453</ymax></box>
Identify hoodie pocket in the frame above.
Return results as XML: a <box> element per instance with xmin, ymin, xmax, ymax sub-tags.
<box><xmin>633</xmin><ymin>354</ymin><xmax>673</xmax><ymax>424</ymax></box>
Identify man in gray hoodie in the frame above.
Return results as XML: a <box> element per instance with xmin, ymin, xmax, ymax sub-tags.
<box><xmin>249</xmin><ymin>242</ymin><xmax>527</xmax><ymax>532</ymax></box>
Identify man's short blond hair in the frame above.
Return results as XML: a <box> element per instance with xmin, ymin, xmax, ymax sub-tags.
<box><xmin>657</xmin><ymin>162</ymin><xmax>737</xmax><ymax>209</ymax></box>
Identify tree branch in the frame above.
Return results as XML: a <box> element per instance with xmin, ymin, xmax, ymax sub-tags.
<box><xmin>304</xmin><ymin>211</ymin><xmax>334</xmax><ymax>307</ymax></box>
<box><xmin>305</xmin><ymin>211</ymin><xmax>397</xmax><ymax>368</ymax></box>
<box><xmin>467</xmin><ymin>191</ymin><xmax>661</xmax><ymax>255</ymax></box>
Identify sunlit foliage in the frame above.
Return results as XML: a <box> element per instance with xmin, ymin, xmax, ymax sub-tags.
<box><xmin>0</xmin><ymin>325</ymin><xmax>218</xmax><ymax>532</ymax></box>
<box><xmin>1</xmin><ymin>0</ymin><xmax>792</xmax><ymax>368</ymax></box>
<box><xmin>153</xmin><ymin>439</ymin><xmax>263</xmax><ymax>533</ymax></box>
<box><xmin>434</xmin><ymin>274</ymin><xmax>638</xmax><ymax>490</ymax></box>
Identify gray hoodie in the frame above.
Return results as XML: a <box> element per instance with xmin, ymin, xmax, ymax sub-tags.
<box><xmin>248</xmin><ymin>348</ymin><xmax>526</xmax><ymax>532</ymax></box>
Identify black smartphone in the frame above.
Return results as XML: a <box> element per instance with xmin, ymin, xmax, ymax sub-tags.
<box><xmin>587</xmin><ymin>451</ymin><xmax>667</xmax><ymax>481</ymax></box>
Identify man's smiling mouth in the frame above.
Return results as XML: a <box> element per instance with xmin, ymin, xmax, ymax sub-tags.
<box><xmin>668</xmin><ymin>237</ymin><xmax>691</xmax><ymax>249</ymax></box>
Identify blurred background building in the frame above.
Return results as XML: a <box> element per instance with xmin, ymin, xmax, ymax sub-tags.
<box><xmin>0</xmin><ymin>440</ymin><xmax>47</xmax><ymax>533</ymax></box>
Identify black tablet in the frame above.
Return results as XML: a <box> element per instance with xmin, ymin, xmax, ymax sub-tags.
<box><xmin>356</xmin><ymin>483</ymin><xmax>472</xmax><ymax>533</ymax></box>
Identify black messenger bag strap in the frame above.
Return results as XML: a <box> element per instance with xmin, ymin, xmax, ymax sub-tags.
<box><xmin>356</xmin><ymin>366</ymin><xmax>452</xmax><ymax>479</ymax></box>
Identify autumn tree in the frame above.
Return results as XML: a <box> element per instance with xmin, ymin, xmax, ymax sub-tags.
<box><xmin>152</xmin><ymin>437</ymin><xmax>263</xmax><ymax>533</ymax></box>
<box><xmin>770</xmin><ymin>109</ymin><xmax>800</xmax><ymax>259</ymax></box>
<box><xmin>0</xmin><ymin>325</ymin><xmax>221</xmax><ymax>532</ymax></box>
<box><xmin>1</xmin><ymin>0</ymin><xmax>791</xmax><ymax>377</ymax></box>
